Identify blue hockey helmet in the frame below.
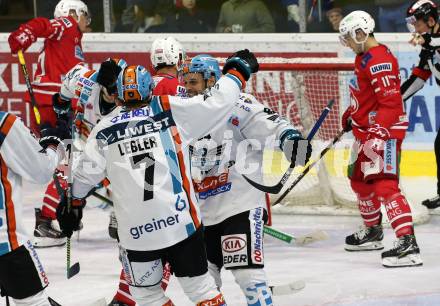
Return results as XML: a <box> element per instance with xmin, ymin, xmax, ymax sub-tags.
<box><xmin>182</xmin><ymin>54</ymin><xmax>221</xmax><ymax>81</ymax></box>
<box><xmin>117</xmin><ymin>65</ymin><xmax>154</xmax><ymax>104</ymax></box>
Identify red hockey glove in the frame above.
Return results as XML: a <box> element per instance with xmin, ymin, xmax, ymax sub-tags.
<box><xmin>8</xmin><ymin>25</ymin><xmax>36</xmax><ymax>54</ymax></box>
<box><xmin>341</xmin><ymin>106</ymin><xmax>353</xmax><ymax>132</ymax></box>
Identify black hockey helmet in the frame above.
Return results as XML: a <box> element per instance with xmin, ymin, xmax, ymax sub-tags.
<box><xmin>407</xmin><ymin>0</ymin><xmax>438</xmax><ymax>23</ymax></box>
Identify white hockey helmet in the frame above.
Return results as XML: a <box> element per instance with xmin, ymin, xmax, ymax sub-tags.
<box><xmin>150</xmin><ymin>37</ymin><xmax>186</xmax><ymax>70</ymax></box>
<box><xmin>54</xmin><ymin>0</ymin><xmax>90</xmax><ymax>25</ymax></box>
<box><xmin>339</xmin><ymin>10</ymin><xmax>375</xmax><ymax>46</ymax></box>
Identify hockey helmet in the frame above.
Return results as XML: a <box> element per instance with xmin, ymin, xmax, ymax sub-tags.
<box><xmin>339</xmin><ymin>10</ymin><xmax>375</xmax><ymax>46</ymax></box>
<box><xmin>117</xmin><ymin>65</ymin><xmax>154</xmax><ymax>104</ymax></box>
<box><xmin>181</xmin><ymin>54</ymin><xmax>221</xmax><ymax>81</ymax></box>
<box><xmin>150</xmin><ymin>37</ymin><xmax>186</xmax><ymax>70</ymax></box>
<box><xmin>406</xmin><ymin>0</ymin><xmax>438</xmax><ymax>32</ymax></box>
<box><xmin>54</xmin><ymin>0</ymin><xmax>90</xmax><ymax>25</ymax></box>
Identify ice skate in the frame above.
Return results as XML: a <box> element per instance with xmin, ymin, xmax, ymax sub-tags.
<box><xmin>421</xmin><ymin>195</ymin><xmax>440</xmax><ymax>209</ymax></box>
<box><xmin>345</xmin><ymin>224</ymin><xmax>384</xmax><ymax>251</ymax></box>
<box><xmin>33</xmin><ymin>208</ymin><xmax>66</xmax><ymax>248</ymax></box>
<box><xmin>382</xmin><ymin>235</ymin><xmax>423</xmax><ymax>268</ymax></box>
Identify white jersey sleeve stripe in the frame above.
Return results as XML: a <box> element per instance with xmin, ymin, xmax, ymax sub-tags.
<box><xmin>150</xmin><ymin>97</ymin><xmax>183</xmax><ymax>194</ymax></box>
<box><xmin>159</xmin><ymin>95</ymin><xmax>201</xmax><ymax>229</ymax></box>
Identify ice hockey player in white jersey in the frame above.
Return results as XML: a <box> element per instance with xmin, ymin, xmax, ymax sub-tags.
<box><xmin>56</xmin><ymin>49</ymin><xmax>259</xmax><ymax>306</ymax></box>
<box><xmin>181</xmin><ymin>55</ymin><xmax>312</xmax><ymax>306</ymax></box>
<box><xmin>0</xmin><ymin>113</ymin><xmax>69</xmax><ymax>305</ymax></box>
<box><xmin>32</xmin><ymin>58</ymin><xmax>126</xmax><ymax>248</ymax></box>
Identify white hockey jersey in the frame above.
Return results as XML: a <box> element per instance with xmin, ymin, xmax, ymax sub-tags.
<box><xmin>61</xmin><ymin>64</ymin><xmax>103</xmax><ymax>127</ymax></box>
<box><xmin>190</xmin><ymin>93</ymin><xmax>298</xmax><ymax>226</ymax></box>
<box><xmin>71</xmin><ymin>75</ymin><xmax>244</xmax><ymax>251</ymax></box>
<box><xmin>0</xmin><ymin>113</ymin><xmax>62</xmax><ymax>256</ymax></box>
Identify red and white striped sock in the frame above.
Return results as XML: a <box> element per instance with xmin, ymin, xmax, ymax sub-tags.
<box><xmin>383</xmin><ymin>193</ymin><xmax>414</xmax><ymax>237</ymax></box>
<box><xmin>358</xmin><ymin>192</ymin><xmax>382</xmax><ymax>227</ymax></box>
<box><xmin>114</xmin><ymin>263</ymin><xmax>172</xmax><ymax>304</ymax></box>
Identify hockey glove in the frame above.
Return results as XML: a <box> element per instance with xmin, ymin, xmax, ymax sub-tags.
<box><xmin>39</xmin><ymin>119</ymin><xmax>71</xmax><ymax>150</ymax></box>
<box><xmin>281</xmin><ymin>130</ymin><xmax>312</xmax><ymax>167</ymax></box>
<box><xmin>97</xmin><ymin>59</ymin><xmax>122</xmax><ymax>94</ymax></box>
<box><xmin>222</xmin><ymin>49</ymin><xmax>259</xmax><ymax>81</ymax></box>
<box><xmin>56</xmin><ymin>196</ymin><xmax>85</xmax><ymax>238</ymax></box>
<box><xmin>341</xmin><ymin>106</ymin><xmax>353</xmax><ymax>132</ymax></box>
<box><xmin>8</xmin><ymin>25</ymin><xmax>36</xmax><ymax>54</ymax></box>
<box><xmin>52</xmin><ymin>93</ymin><xmax>71</xmax><ymax>116</ymax></box>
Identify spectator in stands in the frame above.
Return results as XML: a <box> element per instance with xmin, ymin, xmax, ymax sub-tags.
<box><xmin>216</xmin><ymin>0</ymin><xmax>275</xmax><ymax>33</ymax></box>
<box><xmin>175</xmin><ymin>0</ymin><xmax>210</xmax><ymax>32</ymax></box>
<box><xmin>307</xmin><ymin>0</ymin><xmax>335</xmax><ymax>32</ymax></box>
<box><xmin>326</xmin><ymin>7</ymin><xmax>343</xmax><ymax>32</ymax></box>
<box><xmin>375</xmin><ymin>0</ymin><xmax>408</xmax><ymax>32</ymax></box>
<box><xmin>282</xmin><ymin>0</ymin><xmax>300</xmax><ymax>32</ymax></box>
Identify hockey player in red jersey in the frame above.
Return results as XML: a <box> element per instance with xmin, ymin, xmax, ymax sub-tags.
<box><xmin>109</xmin><ymin>37</ymin><xmax>186</xmax><ymax>306</ymax></box>
<box><xmin>150</xmin><ymin>36</ymin><xmax>187</xmax><ymax>96</ymax></box>
<box><xmin>339</xmin><ymin>11</ymin><xmax>422</xmax><ymax>267</ymax></box>
<box><xmin>8</xmin><ymin>0</ymin><xmax>91</xmax><ymax>248</ymax></box>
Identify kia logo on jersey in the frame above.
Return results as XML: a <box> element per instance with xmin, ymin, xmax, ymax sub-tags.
<box><xmin>222</xmin><ymin>236</ymin><xmax>247</xmax><ymax>253</ymax></box>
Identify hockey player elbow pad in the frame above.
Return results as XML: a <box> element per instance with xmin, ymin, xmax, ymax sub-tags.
<box><xmin>222</xmin><ymin>49</ymin><xmax>259</xmax><ymax>81</ymax></box>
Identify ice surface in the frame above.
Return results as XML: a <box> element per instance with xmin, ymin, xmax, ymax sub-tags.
<box><xmin>2</xmin><ymin>180</ymin><xmax>440</xmax><ymax>306</ymax></box>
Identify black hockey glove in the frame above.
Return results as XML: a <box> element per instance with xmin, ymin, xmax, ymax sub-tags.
<box><xmin>222</xmin><ymin>49</ymin><xmax>259</xmax><ymax>81</ymax></box>
<box><xmin>39</xmin><ymin>119</ymin><xmax>71</xmax><ymax>150</ymax></box>
<box><xmin>97</xmin><ymin>59</ymin><xmax>122</xmax><ymax>94</ymax></box>
<box><xmin>52</xmin><ymin>93</ymin><xmax>71</xmax><ymax>116</ymax></box>
<box><xmin>281</xmin><ymin>130</ymin><xmax>312</xmax><ymax>167</ymax></box>
<box><xmin>56</xmin><ymin>196</ymin><xmax>85</xmax><ymax>238</ymax></box>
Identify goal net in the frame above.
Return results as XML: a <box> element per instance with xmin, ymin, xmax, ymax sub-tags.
<box><xmin>244</xmin><ymin>58</ymin><xmax>429</xmax><ymax>224</ymax></box>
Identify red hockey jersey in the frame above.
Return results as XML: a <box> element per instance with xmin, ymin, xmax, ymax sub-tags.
<box><xmin>348</xmin><ymin>45</ymin><xmax>408</xmax><ymax>140</ymax></box>
<box><xmin>26</xmin><ymin>16</ymin><xmax>84</xmax><ymax>105</ymax></box>
<box><xmin>153</xmin><ymin>73</ymin><xmax>186</xmax><ymax>96</ymax></box>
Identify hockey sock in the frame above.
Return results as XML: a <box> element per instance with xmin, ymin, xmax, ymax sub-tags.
<box><xmin>196</xmin><ymin>293</ymin><xmax>226</xmax><ymax>306</ymax></box>
<box><xmin>41</xmin><ymin>177</ymin><xmax>66</xmax><ymax>220</ymax></box>
<box><xmin>383</xmin><ymin>193</ymin><xmax>414</xmax><ymax>237</ymax></box>
<box><xmin>232</xmin><ymin>269</ymin><xmax>273</xmax><ymax>306</ymax></box>
<box><xmin>374</xmin><ymin>179</ymin><xmax>414</xmax><ymax>237</ymax></box>
<box><xmin>350</xmin><ymin>181</ymin><xmax>380</xmax><ymax>227</ymax></box>
<box><xmin>113</xmin><ymin>270</ymin><xmax>136</xmax><ymax>306</ymax></box>
<box><xmin>358</xmin><ymin>193</ymin><xmax>381</xmax><ymax>227</ymax></box>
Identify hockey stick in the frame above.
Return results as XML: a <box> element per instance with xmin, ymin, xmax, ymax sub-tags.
<box><xmin>242</xmin><ymin>99</ymin><xmax>335</xmax><ymax>194</ymax></box>
<box><xmin>17</xmin><ymin>50</ymin><xmax>41</xmax><ymax>125</ymax></box>
<box><xmin>270</xmin><ymin>280</ymin><xmax>305</xmax><ymax>296</ymax></box>
<box><xmin>273</xmin><ymin>128</ymin><xmax>347</xmax><ymax>205</ymax></box>
<box><xmin>263</xmin><ymin>226</ymin><xmax>328</xmax><ymax>245</ymax></box>
<box><xmin>53</xmin><ymin>173</ymin><xmax>80</xmax><ymax>279</ymax></box>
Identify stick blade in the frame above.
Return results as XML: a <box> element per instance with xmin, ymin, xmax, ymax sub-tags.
<box><xmin>67</xmin><ymin>262</ymin><xmax>80</xmax><ymax>279</ymax></box>
<box><xmin>242</xmin><ymin>174</ymin><xmax>283</xmax><ymax>194</ymax></box>
<box><xmin>295</xmin><ymin>230</ymin><xmax>329</xmax><ymax>245</ymax></box>
<box><xmin>271</xmin><ymin>280</ymin><xmax>306</xmax><ymax>296</ymax></box>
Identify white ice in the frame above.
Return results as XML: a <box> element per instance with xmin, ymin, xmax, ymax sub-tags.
<box><xmin>2</xmin><ymin>179</ymin><xmax>440</xmax><ymax>306</ymax></box>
